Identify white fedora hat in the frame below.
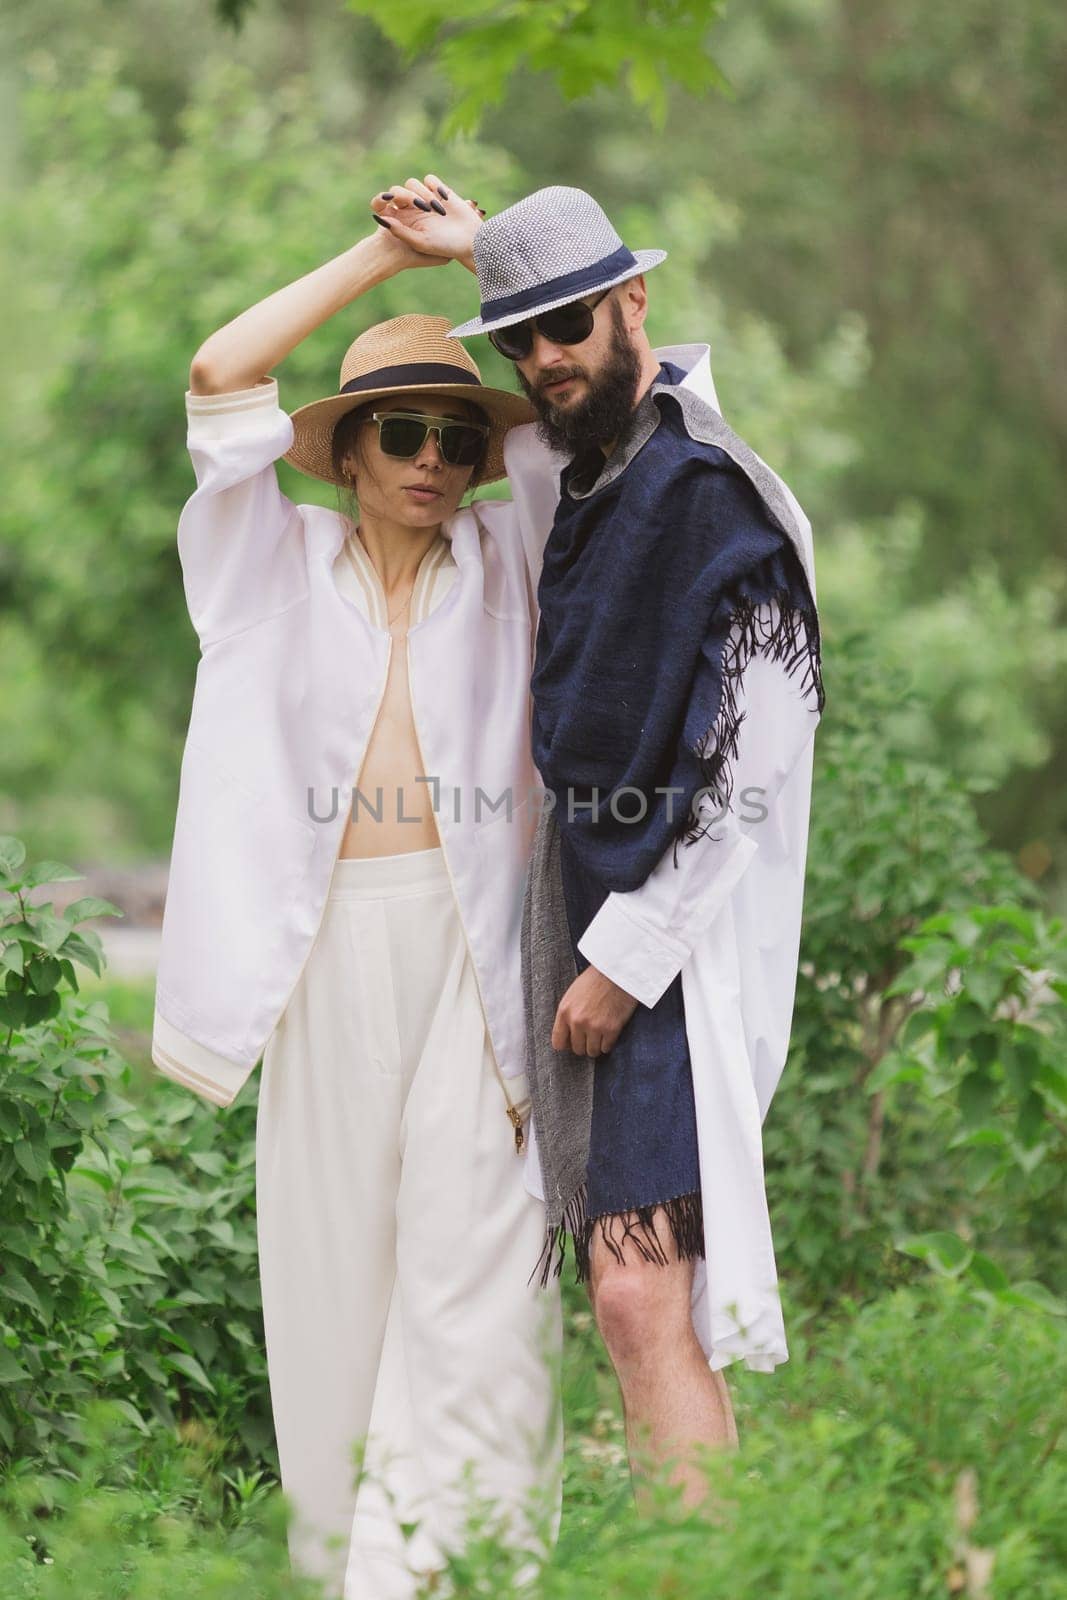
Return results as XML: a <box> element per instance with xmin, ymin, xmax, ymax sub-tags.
<box><xmin>447</xmin><ymin>186</ymin><xmax>667</xmax><ymax>339</ymax></box>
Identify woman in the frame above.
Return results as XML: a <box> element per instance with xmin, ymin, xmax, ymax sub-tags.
<box><xmin>151</xmin><ymin>199</ymin><xmax>563</xmax><ymax>1599</ymax></box>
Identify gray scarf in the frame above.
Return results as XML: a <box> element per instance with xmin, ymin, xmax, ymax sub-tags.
<box><xmin>519</xmin><ymin>801</ymin><xmax>593</xmax><ymax>1286</ymax></box>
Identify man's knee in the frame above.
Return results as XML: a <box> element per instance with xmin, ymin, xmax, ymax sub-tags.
<box><xmin>589</xmin><ymin>1219</ymin><xmax>695</xmax><ymax>1367</ymax></box>
<box><xmin>592</xmin><ymin>1265</ymin><xmax>663</xmax><ymax>1366</ymax></box>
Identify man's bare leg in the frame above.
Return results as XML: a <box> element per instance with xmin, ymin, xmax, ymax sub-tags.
<box><xmin>587</xmin><ymin>1204</ymin><xmax>738</xmax><ymax>1513</ymax></box>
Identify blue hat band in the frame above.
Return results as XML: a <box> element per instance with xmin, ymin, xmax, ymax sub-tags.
<box><xmin>479</xmin><ymin>245</ymin><xmax>637</xmax><ymax>321</ymax></box>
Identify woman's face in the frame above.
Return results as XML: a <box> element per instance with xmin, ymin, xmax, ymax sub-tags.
<box><xmin>341</xmin><ymin>394</ymin><xmax>485</xmax><ymax>528</ymax></box>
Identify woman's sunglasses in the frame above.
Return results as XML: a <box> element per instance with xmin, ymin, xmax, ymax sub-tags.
<box><xmin>363</xmin><ymin>411</ymin><xmax>489</xmax><ymax>467</ymax></box>
<box><xmin>487</xmin><ymin>286</ymin><xmax>613</xmax><ymax>362</ymax></box>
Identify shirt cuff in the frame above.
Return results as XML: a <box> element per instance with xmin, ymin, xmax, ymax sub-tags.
<box><xmin>185</xmin><ymin>377</ymin><xmax>281</xmax><ymax>438</ymax></box>
<box><xmin>576</xmin><ymin>898</ymin><xmax>690</xmax><ymax>1010</ymax></box>
<box><xmin>576</xmin><ymin>825</ymin><xmax>760</xmax><ymax>1009</ymax></box>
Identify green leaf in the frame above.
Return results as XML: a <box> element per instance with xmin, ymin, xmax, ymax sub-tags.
<box><xmin>1034</xmin><ymin>1061</ymin><xmax>1067</xmax><ymax>1117</ymax></box>
<box><xmin>0</xmin><ymin>1347</ymin><xmax>30</xmax><ymax>1385</ymax></box>
<box><xmin>26</xmin><ymin>956</ymin><xmax>62</xmax><ymax>996</ymax></box>
<box><xmin>22</xmin><ymin>861</ymin><xmax>83</xmax><ymax>889</ymax></box>
<box><xmin>107</xmin><ymin>1398</ymin><xmax>151</xmax><ymax>1435</ymax></box>
<box><xmin>946</xmin><ymin>1125</ymin><xmax>1007</xmax><ymax>1150</ymax></box>
<box><xmin>0</xmin><ymin>991</ymin><xmax>28</xmax><ymax>1029</ymax></box>
<box><xmin>975</xmin><ymin>905</ymin><xmax>1036</xmax><ymax>939</ymax></box>
<box><xmin>997</xmin><ymin>1280</ymin><xmax>1067</xmax><ymax>1317</ymax></box>
<box><xmin>0</xmin><ymin>837</ymin><xmax>27</xmax><ymax>880</ymax></box>
<box><xmin>962</xmin><ymin>965</ymin><xmax>1005</xmax><ymax>1012</ymax></box>
<box><xmin>0</xmin><ymin>1268</ymin><xmax>44</xmax><ymax>1317</ymax></box>
<box><xmin>189</xmin><ymin>1150</ymin><xmax>227</xmax><ymax>1177</ymax></box>
<box><xmin>163</xmin><ymin>1351</ymin><xmax>216</xmax><ymax>1394</ymax></box>
<box><xmin>898</xmin><ymin>1009</ymin><xmax>936</xmax><ymax>1048</ymax></box>
<box><xmin>204</xmin><ymin>1220</ymin><xmax>237</xmax><ymax>1249</ymax></box>
<box><xmin>1</xmin><ymin>943</ymin><xmax>24</xmax><ymax>975</ymax></box>
<box><xmin>1015</xmin><ymin>1091</ymin><xmax>1050</xmax><ymax>1149</ymax></box>
<box><xmin>887</xmin><ymin>946</ymin><xmax>949</xmax><ymax>995</ymax></box>
<box><xmin>868</xmin><ymin>1050</ymin><xmax>925</xmax><ymax>1090</ymax></box>
<box><xmin>957</xmin><ymin>1070</ymin><xmax>998</xmax><ymax>1128</ymax></box>
<box><xmin>896</xmin><ymin>1230</ymin><xmax>974</xmax><ymax>1277</ymax></box>
<box><xmin>57</xmin><ymin>931</ymin><xmax>104</xmax><ymax>977</ymax></box>
<box><xmin>966</xmin><ymin>1252</ymin><xmax>1010</xmax><ymax>1293</ymax></box>
<box><xmin>13</xmin><ymin>1139</ymin><xmax>49</xmax><ymax>1183</ymax></box>
<box><xmin>25</xmin><ymin>990</ymin><xmax>63</xmax><ymax>1026</ymax></box>
<box><xmin>30</xmin><ymin>909</ymin><xmax>75</xmax><ymax>956</ymax></box>
<box><xmin>64</xmin><ymin>896</ymin><xmax>124</xmax><ymax>924</ymax></box>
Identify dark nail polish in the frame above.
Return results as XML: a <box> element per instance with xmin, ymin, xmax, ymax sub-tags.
<box><xmin>413</xmin><ymin>198</ymin><xmax>432</xmax><ymax>212</ymax></box>
<box><xmin>430</xmin><ymin>199</ymin><xmax>446</xmax><ymax>215</ymax></box>
<box><xmin>372</xmin><ymin>213</ymin><xmax>392</xmax><ymax>228</ymax></box>
<box><xmin>381</xmin><ymin>191</ymin><xmax>394</xmax><ymax>200</ymax></box>
<box><xmin>437</xmin><ymin>186</ymin><xmax>450</xmax><ymax>199</ymax></box>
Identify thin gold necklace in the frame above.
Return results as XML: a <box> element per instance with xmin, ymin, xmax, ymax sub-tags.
<box><xmin>352</xmin><ymin>526</ymin><xmax>418</xmax><ymax>629</ymax></box>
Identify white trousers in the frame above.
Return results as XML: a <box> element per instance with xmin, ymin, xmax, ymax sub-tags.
<box><xmin>255</xmin><ymin>845</ymin><xmax>564</xmax><ymax>1599</ymax></box>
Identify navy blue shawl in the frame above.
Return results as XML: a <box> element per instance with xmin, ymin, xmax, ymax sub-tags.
<box><xmin>530</xmin><ymin>364</ymin><xmax>824</xmax><ymax>895</ymax></box>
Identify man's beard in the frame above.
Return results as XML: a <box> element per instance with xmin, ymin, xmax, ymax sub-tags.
<box><xmin>516</xmin><ymin>299</ymin><xmax>644</xmax><ymax>458</ymax></box>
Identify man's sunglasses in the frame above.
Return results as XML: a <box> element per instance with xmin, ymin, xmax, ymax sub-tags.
<box><xmin>487</xmin><ymin>286</ymin><xmax>613</xmax><ymax>361</ymax></box>
<box><xmin>363</xmin><ymin>410</ymin><xmax>489</xmax><ymax>467</ymax></box>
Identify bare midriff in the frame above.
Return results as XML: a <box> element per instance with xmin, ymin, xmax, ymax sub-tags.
<box><xmin>337</xmin><ymin>628</ymin><xmax>442</xmax><ymax>858</ymax></box>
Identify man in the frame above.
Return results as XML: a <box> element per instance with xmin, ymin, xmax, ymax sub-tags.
<box><xmin>370</xmin><ymin>180</ymin><xmax>825</xmax><ymax>1509</ymax></box>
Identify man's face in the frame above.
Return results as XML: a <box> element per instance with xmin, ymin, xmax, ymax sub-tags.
<box><xmin>510</xmin><ymin>289</ymin><xmax>644</xmax><ymax>457</ymax></box>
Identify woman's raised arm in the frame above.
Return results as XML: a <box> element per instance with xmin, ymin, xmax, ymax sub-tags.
<box><xmin>189</xmin><ymin>228</ymin><xmax>447</xmax><ymax>395</ymax></box>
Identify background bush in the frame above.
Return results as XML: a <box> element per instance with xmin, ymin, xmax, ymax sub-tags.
<box><xmin>2</xmin><ymin>1</ymin><xmax>1065</xmax><ymax>895</ymax></box>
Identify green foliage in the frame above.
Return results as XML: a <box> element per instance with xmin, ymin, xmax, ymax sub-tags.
<box><xmin>5</xmin><ymin>0</ymin><xmax>1066</xmax><ymax>876</ymax></box>
<box><xmin>884</xmin><ymin>900</ymin><xmax>1067</xmax><ymax>1307</ymax></box>
<box><xmin>0</xmin><ymin>837</ymin><xmax>272</xmax><ymax>1476</ymax></box>
<box><xmin>660</xmin><ymin>0</ymin><xmax>1067</xmax><ymax>867</ymax></box>
<box><xmin>345</xmin><ymin>0</ymin><xmax>730</xmax><ymax>137</ymax></box>
<box><xmin>0</xmin><ymin>835</ymin><xmax>128</xmax><ymax>1457</ymax></box>
<box><xmin>2</xmin><ymin>1277</ymin><xmax>1065</xmax><ymax>1593</ymax></box>
<box><xmin>815</xmin><ymin>506</ymin><xmax>1067</xmax><ymax>800</ymax></box>
<box><xmin>1</xmin><ymin>47</ymin><xmax>865</xmax><ymax>865</ymax></box>
<box><xmin>2</xmin><ymin>3</ymin><xmax>1065</xmax><ymax>1586</ymax></box>
<box><xmin>765</xmin><ymin>630</ymin><xmax>1038</xmax><ymax>1309</ymax></box>
<box><xmin>1</xmin><ymin>52</ymin><xmax>516</xmax><ymax>856</ymax></box>
<box><xmin>0</xmin><ymin>1403</ymin><xmax>314</xmax><ymax>1597</ymax></box>
<box><xmin>3</xmin><ymin>764</ymin><xmax>1067</xmax><ymax>1588</ymax></box>
<box><xmin>537</xmin><ymin>1279</ymin><xmax>1067</xmax><ymax>1596</ymax></box>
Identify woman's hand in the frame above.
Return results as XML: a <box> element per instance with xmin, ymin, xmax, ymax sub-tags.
<box><xmin>366</xmin><ymin>205</ymin><xmax>451</xmax><ymax>273</ymax></box>
<box><xmin>370</xmin><ymin>174</ymin><xmax>486</xmax><ymax>272</ymax></box>
<box><xmin>367</xmin><ymin>198</ymin><xmax>451</xmax><ymax>273</ymax></box>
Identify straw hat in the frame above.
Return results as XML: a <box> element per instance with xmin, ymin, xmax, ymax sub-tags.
<box><xmin>284</xmin><ymin>314</ymin><xmax>535</xmax><ymax>487</ymax></box>
<box><xmin>448</xmin><ymin>186</ymin><xmax>667</xmax><ymax>339</ymax></box>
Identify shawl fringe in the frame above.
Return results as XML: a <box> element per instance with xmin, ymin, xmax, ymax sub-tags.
<box><xmin>529</xmin><ymin>1182</ymin><xmax>590</xmax><ymax>1289</ymax></box>
<box><xmin>676</xmin><ymin>581</ymin><xmax>826</xmax><ymax>862</ymax></box>
<box><xmin>528</xmin><ymin>1183</ymin><xmax>706</xmax><ymax>1290</ymax></box>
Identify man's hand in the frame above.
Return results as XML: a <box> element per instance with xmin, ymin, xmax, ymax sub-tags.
<box><xmin>370</xmin><ymin>174</ymin><xmax>486</xmax><ymax>273</ymax></box>
<box><xmin>551</xmin><ymin>966</ymin><xmax>639</xmax><ymax>1059</ymax></box>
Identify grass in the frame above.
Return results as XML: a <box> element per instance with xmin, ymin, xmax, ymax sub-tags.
<box><xmin>2</xmin><ymin>1276</ymin><xmax>1064</xmax><ymax>1596</ymax></box>
<box><xmin>31</xmin><ymin>978</ymin><xmax>1063</xmax><ymax>1594</ymax></box>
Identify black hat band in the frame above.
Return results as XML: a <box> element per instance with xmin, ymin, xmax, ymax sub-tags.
<box><xmin>340</xmin><ymin>362</ymin><xmax>483</xmax><ymax>395</ymax></box>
